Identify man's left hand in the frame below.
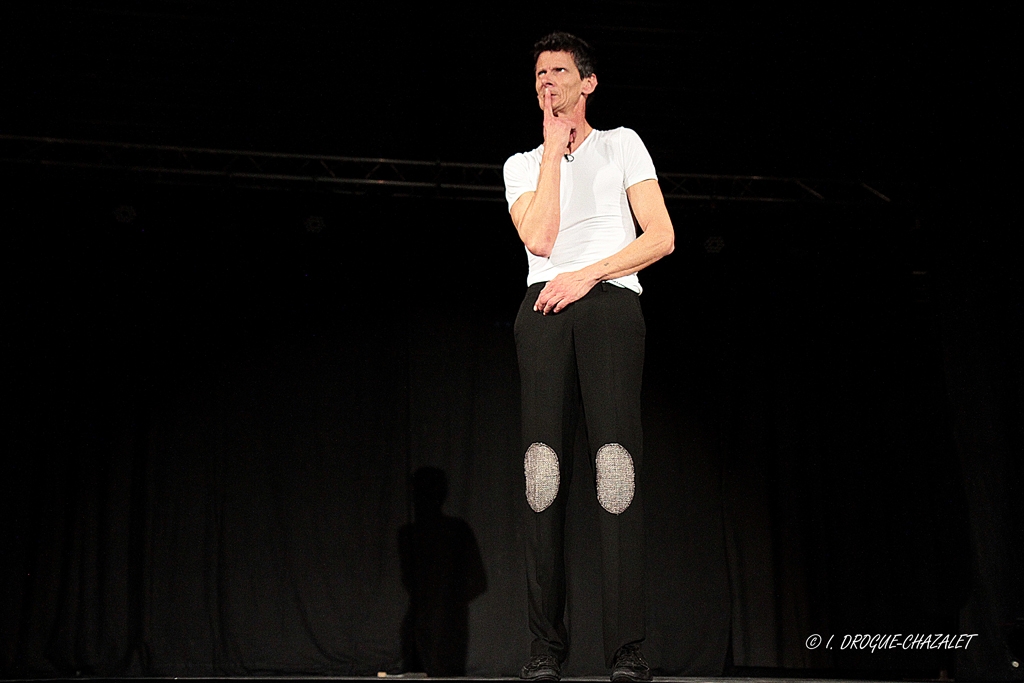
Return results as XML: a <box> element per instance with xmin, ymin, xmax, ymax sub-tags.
<box><xmin>534</xmin><ymin>270</ymin><xmax>599</xmax><ymax>314</ymax></box>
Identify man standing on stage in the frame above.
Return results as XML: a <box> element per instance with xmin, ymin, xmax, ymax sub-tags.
<box><xmin>503</xmin><ymin>32</ymin><xmax>675</xmax><ymax>683</ymax></box>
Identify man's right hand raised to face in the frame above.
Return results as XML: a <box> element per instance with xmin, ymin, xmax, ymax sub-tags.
<box><xmin>541</xmin><ymin>89</ymin><xmax>586</xmax><ymax>158</ymax></box>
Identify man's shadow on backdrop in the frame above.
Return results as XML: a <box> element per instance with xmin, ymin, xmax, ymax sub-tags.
<box><xmin>398</xmin><ymin>467</ymin><xmax>487</xmax><ymax>676</ymax></box>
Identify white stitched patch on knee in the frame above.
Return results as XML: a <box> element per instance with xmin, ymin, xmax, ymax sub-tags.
<box><xmin>595</xmin><ymin>443</ymin><xmax>635</xmax><ymax>514</ymax></box>
<box><xmin>524</xmin><ymin>442</ymin><xmax>559</xmax><ymax>512</ymax></box>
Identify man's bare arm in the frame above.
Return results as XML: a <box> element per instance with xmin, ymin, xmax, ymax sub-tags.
<box><xmin>580</xmin><ymin>179</ymin><xmax>675</xmax><ymax>281</ymax></box>
<box><xmin>510</xmin><ymin>91</ymin><xmax>585</xmax><ymax>257</ymax></box>
<box><xmin>510</xmin><ymin>148</ymin><xmax>561</xmax><ymax>257</ymax></box>
<box><xmin>534</xmin><ymin>179</ymin><xmax>674</xmax><ymax>314</ymax></box>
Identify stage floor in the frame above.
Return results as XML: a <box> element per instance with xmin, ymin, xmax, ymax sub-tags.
<box><xmin>5</xmin><ymin>678</ymin><xmax>928</xmax><ymax>683</ymax></box>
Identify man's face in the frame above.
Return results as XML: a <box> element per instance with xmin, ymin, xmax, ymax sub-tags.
<box><xmin>534</xmin><ymin>50</ymin><xmax>596</xmax><ymax>114</ymax></box>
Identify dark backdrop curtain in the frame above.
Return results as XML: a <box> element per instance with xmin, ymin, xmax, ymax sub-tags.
<box><xmin>2</xmin><ymin>177</ymin><xmax>1018</xmax><ymax>679</ymax></box>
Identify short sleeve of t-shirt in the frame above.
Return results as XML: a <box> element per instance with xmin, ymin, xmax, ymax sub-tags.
<box><xmin>503</xmin><ymin>150</ymin><xmax>541</xmax><ymax>212</ymax></box>
<box><xmin>617</xmin><ymin>127</ymin><xmax>658</xmax><ymax>188</ymax></box>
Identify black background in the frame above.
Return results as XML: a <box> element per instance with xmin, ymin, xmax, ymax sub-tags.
<box><xmin>1</xmin><ymin>3</ymin><xmax>1021</xmax><ymax>680</ymax></box>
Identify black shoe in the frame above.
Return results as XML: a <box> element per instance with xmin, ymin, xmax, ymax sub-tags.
<box><xmin>611</xmin><ymin>644</ymin><xmax>652</xmax><ymax>682</ymax></box>
<box><xmin>520</xmin><ymin>654</ymin><xmax>561</xmax><ymax>681</ymax></box>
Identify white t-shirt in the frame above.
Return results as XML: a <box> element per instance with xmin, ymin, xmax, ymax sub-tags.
<box><xmin>503</xmin><ymin>127</ymin><xmax>658</xmax><ymax>294</ymax></box>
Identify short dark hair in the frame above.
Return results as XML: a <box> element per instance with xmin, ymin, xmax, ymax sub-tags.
<box><xmin>532</xmin><ymin>32</ymin><xmax>596</xmax><ymax>78</ymax></box>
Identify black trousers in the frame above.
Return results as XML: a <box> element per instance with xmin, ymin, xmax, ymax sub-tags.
<box><xmin>514</xmin><ymin>281</ymin><xmax>646</xmax><ymax>667</ymax></box>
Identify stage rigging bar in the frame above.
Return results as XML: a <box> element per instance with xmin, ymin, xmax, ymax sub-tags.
<box><xmin>0</xmin><ymin>134</ymin><xmax>892</xmax><ymax>205</ymax></box>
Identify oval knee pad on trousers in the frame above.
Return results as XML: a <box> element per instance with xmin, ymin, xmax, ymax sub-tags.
<box><xmin>524</xmin><ymin>442</ymin><xmax>559</xmax><ymax>512</ymax></box>
<box><xmin>595</xmin><ymin>443</ymin><xmax>635</xmax><ymax>514</ymax></box>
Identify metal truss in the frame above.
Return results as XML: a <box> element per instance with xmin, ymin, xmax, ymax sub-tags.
<box><xmin>658</xmin><ymin>172</ymin><xmax>891</xmax><ymax>204</ymax></box>
<box><xmin>0</xmin><ymin>134</ymin><xmax>891</xmax><ymax>205</ymax></box>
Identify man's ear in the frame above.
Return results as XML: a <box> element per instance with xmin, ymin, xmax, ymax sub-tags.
<box><xmin>582</xmin><ymin>74</ymin><xmax>598</xmax><ymax>95</ymax></box>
